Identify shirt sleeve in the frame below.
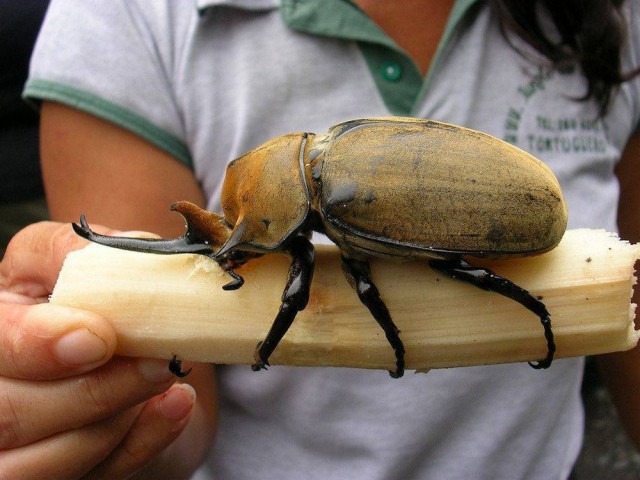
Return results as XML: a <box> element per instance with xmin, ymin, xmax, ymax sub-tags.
<box><xmin>23</xmin><ymin>0</ymin><xmax>192</xmax><ymax>167</ymax></box>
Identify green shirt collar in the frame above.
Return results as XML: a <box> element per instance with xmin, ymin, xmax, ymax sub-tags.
<box><xmin>281</xmin><ymin>0</ymin><xmax>478</xmax><ymax>53</ymax></box>
<box><xmin>281</xmin><ymin>0</ymin><xmax>397</xmax><ymax>51</ymax></box>
<box><xmin>196</xmin><ymin>0</ymin><xmax>279</xmax><ymax>12</ymax></box>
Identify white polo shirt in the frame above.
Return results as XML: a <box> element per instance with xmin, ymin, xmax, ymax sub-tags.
<box><xmin>26</xmin><ymin>1</ymin><xmax>640</xmax><ymax>478</ymax></box>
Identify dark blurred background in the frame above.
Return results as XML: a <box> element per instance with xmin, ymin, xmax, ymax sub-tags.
<box><xmin>0</xmin><ymin>0</ymin><xmax>50</xmax><ymax>255</ymax></box>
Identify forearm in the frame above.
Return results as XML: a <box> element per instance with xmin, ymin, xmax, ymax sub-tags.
<box><xmin>597</xmin><ymin>342</ymin><xmax>640</xmax><ymax>450</ymax></box>
<box><xmin>40</xmin><ymin>102</ymin><xmax>206</xmax><ymax>235</ymax></box>
<box><xmin>600</xmin><ymin>131</ymin><xmax>640</xmax><ymax>450</ymax></box>
<box><xmin>597</xmin><ymin>259</ymin><xmax>640</xmax><ymax>450</ymax></box>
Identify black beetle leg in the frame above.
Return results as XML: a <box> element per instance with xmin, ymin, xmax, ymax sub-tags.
<box><xmin>252</xmin><ymin>235</ymin><xmax>315</xmax><ymax>372</ymax></box>
<box><xmin>429</xmin><ymin>257</ymin><xmax>555</xmax><ymax>369</ymax></box>
<box><xmin>168</xmin><ymin>355</ymin><xmax>192</xmax><ymax>377</ymax></box>
<box><xmin>341</xmin><ymin>256</ymin><xmax>405</xmax><ymax>378</ymax></box>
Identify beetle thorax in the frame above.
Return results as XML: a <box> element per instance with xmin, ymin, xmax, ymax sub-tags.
<box><xmin>217</xmin><ymin>133</ymin><xmax>313</xmax><ymax>252</ymax></box>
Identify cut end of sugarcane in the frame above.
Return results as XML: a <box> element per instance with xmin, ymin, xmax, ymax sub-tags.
<box><xmin>50</xmin><ymin>229</ymin><xmax>640</xmax><ymax>372</ymax></box>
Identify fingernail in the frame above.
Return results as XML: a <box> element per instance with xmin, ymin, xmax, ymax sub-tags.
<box><xmin>138</xmin><ymin>359</ymin><xmax>175</xmax><ymax>383</ymax></box>
<box><xmin>55</xmin><ymin>328</ymin><xmax>108</xmax><ymax>365</ymax></box>
<box><xmin>159</xmin><ymin>384</ymin><xmax>195</xmax><ymax>421</ymax></box>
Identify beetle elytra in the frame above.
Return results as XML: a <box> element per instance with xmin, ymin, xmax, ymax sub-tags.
<box><xmin>74</xmin><ymin>117</ymin><xmax>568</xmax><ymax>378</ymax></box>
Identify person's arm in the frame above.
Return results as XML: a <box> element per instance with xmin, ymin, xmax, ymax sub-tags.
<box><xmin>40</xmin><ymin>100</ymin><xmax>217</xmax><ymax>478</ymax></box>
<box><xmin>597</xmin><ymin>130</ymin><xmax>640</xmax><ymax>450</ymax></box>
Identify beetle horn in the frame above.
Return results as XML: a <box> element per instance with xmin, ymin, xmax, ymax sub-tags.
<box><xmin>72</xmin><ymin>201</ymin><xmax>231</xmax><ymax>255</ymax></box>
<box><xmin>170</xmin><ymin>201</ymin><xmax>230</xmax><ymax>251</ymax></box>
<box><xmin>72</xmin><ymin>213</ymin><xmax>210</xmax><ymax>254</ymax></box>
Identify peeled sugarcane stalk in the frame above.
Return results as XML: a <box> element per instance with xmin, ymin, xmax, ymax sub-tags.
<box><xmin>50</xmin><ymin>229</ymin><xmax>639</xmax><ymax>372</ymax></box>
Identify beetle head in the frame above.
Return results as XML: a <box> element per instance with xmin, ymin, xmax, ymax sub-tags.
<box><xmin>215</xmin><ymin>133</ymin><xmax>311</xmax><ymax>257</ymax></box>
<box><xmin>169</xmin><ymin>201</ymin><xmax>260</xmax><ymax>290</ymax></box>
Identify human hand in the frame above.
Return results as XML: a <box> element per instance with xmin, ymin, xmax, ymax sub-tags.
<box><xmin>0</xmin><ymin>222</ymin><xmax>196</xmax><ymax>479</ymax></box>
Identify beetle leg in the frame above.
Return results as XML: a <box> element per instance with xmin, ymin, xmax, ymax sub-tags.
<box><xmin>341</xmin><ymin>257</ymin><xmax>405</xmax><ymax>378</ymax></box>
<box><xmin>429</xmin><ymin>258</ymin><xmax>555</xmax><ymax>369</ymax></box>
<box><xmin>252</xmin><ymin>235</ymin><xmax>315</xmax><ymax>372</ymax></box>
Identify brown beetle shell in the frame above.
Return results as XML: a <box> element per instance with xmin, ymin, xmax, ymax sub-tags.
<box><xmin>310</xmin><ymin>118</ymin><xmax>568</xmax><ymax>259</ymax></box>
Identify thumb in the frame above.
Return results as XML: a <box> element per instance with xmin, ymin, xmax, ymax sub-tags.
<box><xmin>1</xmin><ymin>221</ymin><xmax>121</xmax><ymax>297</ymax></box>
<box><xmin>0</xmin><ymin>302</ymin><xmax>117</xmax><ymax>379</ymax></box>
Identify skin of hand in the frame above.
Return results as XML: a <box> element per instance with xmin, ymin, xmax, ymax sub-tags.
<box><xmin>0</xmin><ymin>221</ymin><xmax>197</xmax><ymax>479</ymax></box>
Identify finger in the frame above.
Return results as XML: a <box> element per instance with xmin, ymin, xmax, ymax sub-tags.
<box><xmin>0</xmin><ymin>357</ymin><xmax>177</xmax><ymax>450</ymax></box>
<box><xmin>0</xmin><ymin>222</ymin><xmax>112</xmax><ymax>298</ymax></box>
<box><xmin>0</xmin><ymin>406</ymin><xmax>141</xmax><ymax>480</ymax></box>
<box><xmin>85</xmin><ymin>384</ymin><xmax>196</xmax><ymax>479</ymax></box>
<box><xmin>0</xmin><ymin>303</ymin><xmax>116</xmax><ymax>379</ymax></box>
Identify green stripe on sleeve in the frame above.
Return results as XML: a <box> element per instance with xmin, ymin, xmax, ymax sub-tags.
<box><xmin>23</xmin><ymin>79</ymin><xmax>193</xmax><ymax>169</ymax></box>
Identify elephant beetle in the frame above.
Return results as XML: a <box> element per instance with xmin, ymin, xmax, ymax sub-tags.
<box><xmin>74</xmin><ymin>117</ymin><xmax>568</xmax><ymax>378</ymax></box>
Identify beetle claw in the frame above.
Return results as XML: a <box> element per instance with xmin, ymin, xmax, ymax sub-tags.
<box><xmin>528</xmin><ymin>359</ymin><xmax>551</xmax><ymax>369</ymax></box>
<box><xmin>222</xmin><ymin>269</ymin><xmax>244</xmax><ymax>290</ymax></box>
<box><xmin>528</xmin><ymin>314</ymin><xmax>555</xmax><ymax>369</ymax></box>
<box><xmin>251</xmin><ymin>362</ymin><xmax>268</xmax><ymax>372</ymax></box>
<box><xmin>529</xmin><ymin>315</ymin><xmax>556</xmax><ymax>370</ymax></box>
<box><xmin>388</xmin><ymin>362</ymin><xmax>405</xmax><ymax>378</ymax></box>
<box><xmin>168</xmin><ymin>355</ymin><xmax>192</xmax><ymax>377</ymax></box>
<box><xmin>251</xmin><ymin>341</ymin><xmax>270</xmax><ymax>371</ymax></box>
<box><xmin>251</xmin><ymin>360</ymin><xmax>269</xmax><ymax>372</ymax></box>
